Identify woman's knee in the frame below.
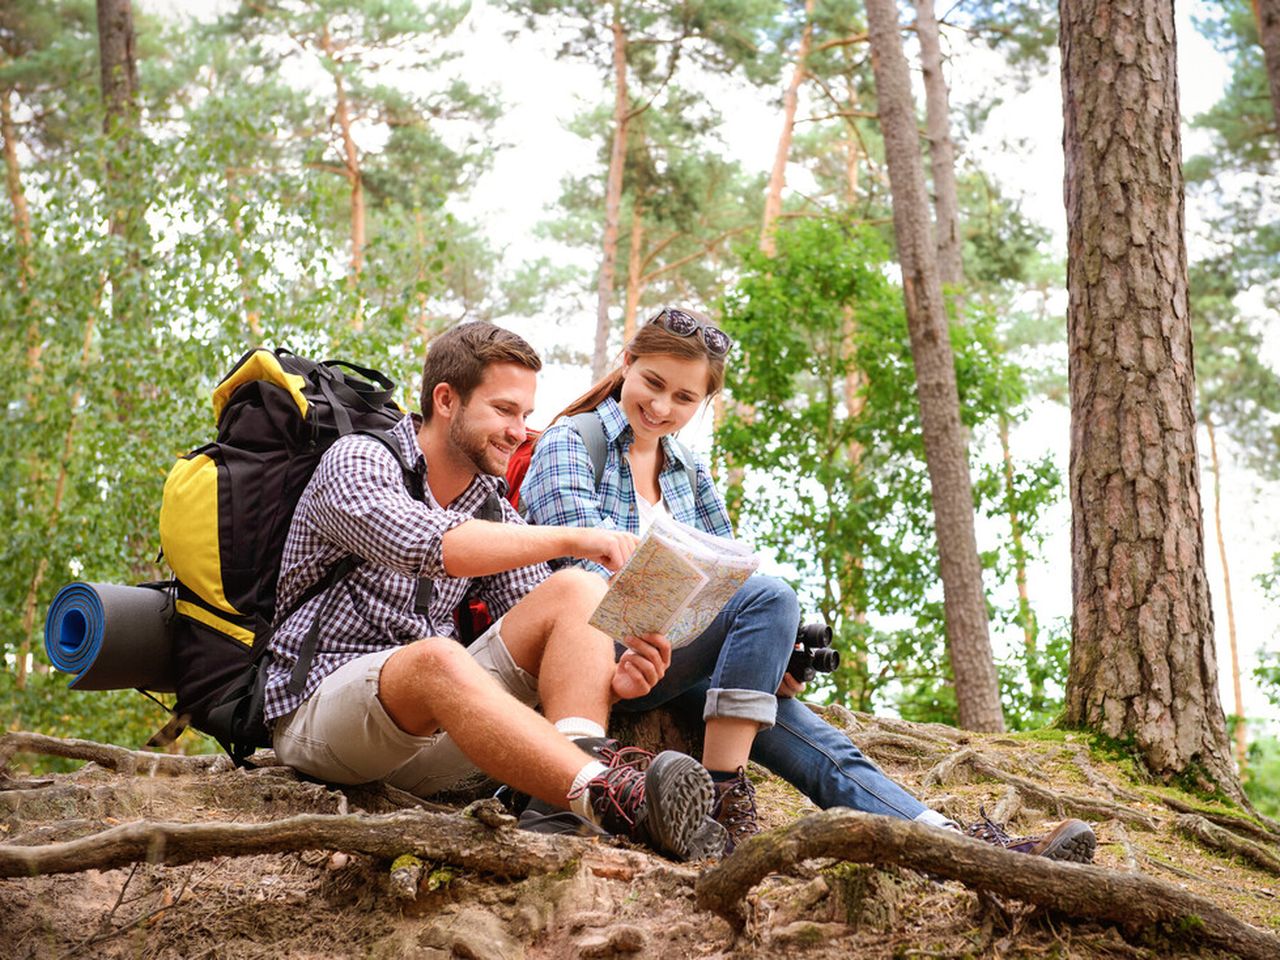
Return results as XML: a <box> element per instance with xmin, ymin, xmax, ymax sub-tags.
<box><xmin>744</xmin><ymin>575</ymin><xmax>801</xmax><ymax>628</ymax></box>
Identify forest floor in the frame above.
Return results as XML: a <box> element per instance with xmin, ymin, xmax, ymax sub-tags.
<box><xmin>2</xmin><ymin>706</ymin><xmax>1279</xmax><ymax>960</ymax></box>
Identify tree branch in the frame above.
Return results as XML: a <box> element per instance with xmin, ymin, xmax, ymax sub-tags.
<box><xmin>0</xmin><ymin>809</ymin><xmax>587</xmax><ymax>880</ymax></box>
<box><xmin>0</xmin><ymin>733</ymin><xmax>231</xmax><ymax>777</ymax></box>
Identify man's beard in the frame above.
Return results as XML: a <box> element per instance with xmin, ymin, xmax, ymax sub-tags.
<box><xmin>449</xmin><ymin>407</ymin><xmax>507</xmax><ymax>476</ymax></box>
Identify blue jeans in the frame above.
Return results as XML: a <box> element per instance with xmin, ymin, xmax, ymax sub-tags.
<box><xmin>614</xmin><ymin>575</ymin><xmax>929</xmax><ymax>822</ymax></box>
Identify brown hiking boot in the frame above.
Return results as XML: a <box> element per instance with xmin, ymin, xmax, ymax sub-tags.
<box><xmin>711</xmin><ymin>766</ymin><xmax>760</xmax><ymax>855</ymax></box>
<box><xmin>963</xmin><ymin>807</ymin><xmax>1096</xmax><ymax>863</ymax></box>
<box><xmin>568</xmin><ymin>746</ymin><xmax>724</xmax><ymax>862</ymax></box>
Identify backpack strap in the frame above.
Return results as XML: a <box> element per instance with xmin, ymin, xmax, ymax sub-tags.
<box><xmin>566</xmin><ymin>410</ymin><xmax>699</xmax><ymax>497</ymax></box>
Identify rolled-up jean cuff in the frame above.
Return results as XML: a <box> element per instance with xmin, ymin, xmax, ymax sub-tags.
<box><xmin>703</xmin><ymin>688</ymin><xmax>777</xmax><ymax>727</ymax></box>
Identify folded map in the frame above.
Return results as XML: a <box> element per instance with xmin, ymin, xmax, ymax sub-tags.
<box><xmin>589</xmin><ymin>513</ymin><xmax>760</xmax><ymax>648</ymax></box>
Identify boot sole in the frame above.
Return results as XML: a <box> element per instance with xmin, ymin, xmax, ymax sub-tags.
<box><xmin>1039</xmin><ymin>822</ymin><xmax>1097</xmax><ymax>864</ymax></box>
<box><xmin>641</xmin><ymin>751</ymin><xmax>718</xmax><ymax>861</ymax></box>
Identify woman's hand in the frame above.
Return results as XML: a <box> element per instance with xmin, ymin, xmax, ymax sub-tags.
<box><xmin>610</xmin><ymin>632</ymin><xmax>672</xmax><ymax>701</ymax></box>
<box><xmin>777</xmin><ymin>673</ymin><xmax>805</xmax><ymax>698</ymax></box>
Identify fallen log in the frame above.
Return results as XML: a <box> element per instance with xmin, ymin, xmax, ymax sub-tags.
<box><xmin>694</xmin><ymin>809</ymin><xmax>1280</xmax><ymax>960</ymax></box>
<box><xmin>0</xmin><ymin>809</ymin><xmax>584</xmax><ymax>881</ymax></box>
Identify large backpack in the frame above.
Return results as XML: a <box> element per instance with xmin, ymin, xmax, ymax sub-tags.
<box><xmin>157</xmin><ymin>347</ymin><xmax>406</xmax><ymax>763</ymax></box>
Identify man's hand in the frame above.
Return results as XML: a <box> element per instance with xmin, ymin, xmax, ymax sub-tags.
<box><xmin>565</xmin><ymin>528</ymin><xmax>640</xmax><ymax>573</ymax></box>
<box><xmin>777</xmin><ymin>672</ymin><xmax>805</xmax><ymax>698</ymax></box>
<box><xmin>610</xmin><ymin>632</ymin><xmax>672</xmax><ymax>701</ymax></box>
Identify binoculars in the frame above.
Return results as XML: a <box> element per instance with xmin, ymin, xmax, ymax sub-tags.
<box><xmin>787</xmin><ymin>621</ymin><xmax>841</xmax><ymax>683</ymax></box>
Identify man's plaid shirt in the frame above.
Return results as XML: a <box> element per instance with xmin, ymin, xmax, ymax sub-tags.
<box><xmin>264</xmin><ymin>414</ymin><xmax>550</xmax><ymax>723</ymax></box>
<box><xmin>520</xmin><ymin>396</ymin><xmax>732</xmax><ymax>579</ymax></box>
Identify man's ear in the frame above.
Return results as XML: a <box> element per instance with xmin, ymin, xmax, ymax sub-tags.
<box><xmin>431</xmin><ymin>381</ymin><xmax>460</xmax><ymax>421</ymax></box>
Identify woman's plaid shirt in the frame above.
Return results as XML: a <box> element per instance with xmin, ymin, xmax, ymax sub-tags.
<box><xmin>520</xmin><ymin>396</ymin><xmax>732</xmax><ymax>579</ymax></box>
<box><xmin>263</xmin><ymin>414</ymin><xmax>549</xmax><ymax>724</ymax></box>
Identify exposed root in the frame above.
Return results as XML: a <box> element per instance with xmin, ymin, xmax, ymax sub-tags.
<box><xmin>1161</xmin><ymin>794</ymin><xmax>1280</xmax><ymax>844</ymax></box>
<box><xmin>694</xmin><ymin>809</ymin><xmax>1280</xmax><ymax>960</ymax></box>
<box><xmin>1174</xmin><ymin>814</ymin><xmax>1280</xmax><ymax>877</ymax></box>
<box><xmin>1063</xmin><ymin>745</ymin><xmax>1145</xmax><ymax>803</ymax></box>
<box><xmin>921</xmin><ymin>749</ymin><xmax>1156</xmax><ymax>829</ymax></box>
<box><xmin>1110</xmin><ymin>823</ymin><xmax>1139</xmax><ymax>873</ymax></box>
<box><xmin>0</xmin><ymin>733</ymin><xmax>231</xmax><ymax>777</ymax></box>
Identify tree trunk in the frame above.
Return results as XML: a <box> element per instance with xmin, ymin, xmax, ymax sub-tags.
<box><xmin>96</xmin><ymin>0</ymin><xmax>143</xmax><ymax>326</ymax></box>
<box><xmin>1204</xmin><ymin>414</ymin><xmax>1248</xmax><ymax>774</ymax></box>
<box><xmin>2</xmin><ymin>87</ymin><xmax>33</xmax><ymax>292</ymax></box>
<box><xmin>96</xmin><ymin>0</ymin><xmax>139</xmax><ymax>243</ymax></box>
<box><xmin>321</xmin><ymin>23</ymin><xmax>365</xmax><ymax>329</ymax></box>
<box><xmin>593</xmin><ymin>6</ymin><xmax>629</xmax><ymax>379</ymax></box>
<box><xmin>1255</xmin><ymin>0</ymin><xmax>1280</xmax><ymax>133</ymax></box>
<box><xmin>865</xmin><ymin>0</ymin><xmax>1004</xmax><ymax>732</ymax></box>
<box><xmin>914</xmin><ymin>0</ymin><xmax>963</xmax><ymax>289</ymax></box>
<box><xmin>760</xmin><ymin>0</ymin><xmax>815</xmax><ymax>256</ymax></box>
<box><xmin>999</xmin><ymin>414</ymin><xmax>1040</xmax><ymax>704</ymax></box>
<box><xmin>225</xmin><ymin>168</ymin><xmax>262</xmax><ymax>339</ymax></box>
<box><xmin>17</xmin><ymin>304</ymin><xmax>99</xmax><ymax>689</ymax></box>
<box><xmin>1060</xmin><ymin>1</ymin><xmax>1241</xmax><ymax>800</ymax></box>
<box><xmin>622</xmin><ymin>195</ymin><xmax>645</xmax><ymax>343</ymax></box>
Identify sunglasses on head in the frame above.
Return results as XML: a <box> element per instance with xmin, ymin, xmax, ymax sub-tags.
<box><xmin>648</xmin><ymin>307</ymin><xmax>733</xmax><ymax>358</ymax></box>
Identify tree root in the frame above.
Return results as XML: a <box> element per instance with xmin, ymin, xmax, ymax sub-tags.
<box><xmin>922</xmin><ymin>749</ymin><xmax>1156</xmax><ymax>829</ymax></box>
<box><xmin>1174</xmin><ymin>814</ymin><xmax>1280</xmax><ymax>877</ymax></box>
<box><xmin>1062</xmin><ymin>745</ymin><xmax>1145</xmax><ymax>803</ymax></box>
<box><xmin>1161</xmin><ymin>794</ymin><xmax>1280</xmax><ymax>845</ymax></box>
<box><xmin>0</xmin><ymin>808</ymin><xmax>588</xmax><ymax>881</ymax></box>
<box><xmin>694</xmin><ymin>809</ymin><xmax>1280</xmax><ymax>960</ymax></box>
<box><xmin>0</xmin><ymin>733</ymin><xmax>231</xmax><ymax>777</ymax></box>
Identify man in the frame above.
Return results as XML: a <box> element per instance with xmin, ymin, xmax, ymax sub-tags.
<box><xmin>264</xmin><ymin>321</ymin><xmax>724</xmax><ymax>861</ymax></box>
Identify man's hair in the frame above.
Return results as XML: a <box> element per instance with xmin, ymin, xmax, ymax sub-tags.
<box><xmin>419</xmin><ymin>321</ymin><xmax>542</xmax><ymax>421</ymax></box>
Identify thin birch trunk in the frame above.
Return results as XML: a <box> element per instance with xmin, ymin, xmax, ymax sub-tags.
<box><xmin>914</xmin><ymin>0</ymin><xmax>963</xmax><ymax>289</ymax></box>
<box><xmin>866</xmin><ymin>0</ymin><xmax>1004</xmax><ymax>732</ymax></box>
<box><xmin>1204</xmin><ymin>414</ymin><xmax>1248</xmax><ymax>773</ymax></box>
<box><xmin>998</xmin><ymin>413</ymin><xmax>1039</xmax><ymax>703</ymax></box>
<box><xmin>2</xmin><ymin>88</ymin><xmax>33</xmax><ymax>293</ymax></box>
<box><xmin>17</xmin><ymin>301</ymin><xmax>101</xmax><ymax>688</ymax></box>
<box><xmin>760</xmin><ymin>0</ymin><xmax>815</xmax><ymax>255</ymax></box>
<box><xmin>593</xmin><ymin>6</ymin><xmax>629</xmax><ymax>380</ymax></box>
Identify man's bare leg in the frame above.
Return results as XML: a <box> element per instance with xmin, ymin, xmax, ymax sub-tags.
<box><xmin>495</xmin><ymin>568</ymin><xmax>615</xmax><ymax>727</ymax></box>
<box><xmin>377</xmin><ymin>636</ymin><xmax>594</xmax><ymax>808</ymax></box>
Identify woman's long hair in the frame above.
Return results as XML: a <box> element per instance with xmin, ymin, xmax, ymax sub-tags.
<box><xmin>550</xmin><ymin>309</ymin><xmax>727</xmax><ymax>426</ymax></box>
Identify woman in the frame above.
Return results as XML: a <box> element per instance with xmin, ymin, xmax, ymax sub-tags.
<box><xmin>520</xmin><ymin>307</ymin><xmax>961</xmax><ymax>852</ymax></box>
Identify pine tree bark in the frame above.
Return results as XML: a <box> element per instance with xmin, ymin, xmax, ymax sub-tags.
<box><xmin>1255</xmin><ymin>0</ymin><xmax>1280</xmax><ymax>133</ymax></box>
<box><xmin>760</xmin><ymin>0</ymin><xmax>815</xmax><ymax>256</ymax></box>
<box><xmin>1060</xmin><ymin>1</ymin><xmax>1241</xmax><ymax>800</ymax></box>
<box><xmin>2</xmin><ymin>87</ymin><xmax>33</xmax><ymax>292</ymax></box>
<box><xmin>1204</xmin><ymin>414</ymin><xmax>1248</xmax><ymax>773</ymax></box>
<box><xmin>622</xmin><ymin>195</ymin><xmax>644</xmax><ymax>343</ymax></box>
<box><xmin>914</xmin><ymin>0</ymin><xmax>963</xmax><ymax>289</ymax></box>
<box><xmin>96</xmin><ymin>0</ymin><xmax>139</xmax><ymax>242</ymax></box>
<box><xmin>865</xmin><ymin>0</ymin><xmax>1004</xmax><ymax>732</ymax></box>
<box><xmin>593</xmin><ymin>5</ymin><xmax>629</xmax><ymax>379</ymax></box>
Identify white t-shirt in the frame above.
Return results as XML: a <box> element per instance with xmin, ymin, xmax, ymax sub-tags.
<box><xmin>635</xmin><ymin>490</ymin><xmax>672</xmax><ymax>537</ymax></box>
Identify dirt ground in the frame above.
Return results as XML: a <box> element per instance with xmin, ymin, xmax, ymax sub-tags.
<box><xmin>3</xmin><ymin>708</ymin><xmax>1278</xmax><ymax>959</ymax></box>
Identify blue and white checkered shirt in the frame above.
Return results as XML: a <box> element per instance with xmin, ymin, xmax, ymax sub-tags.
<box><xmin>264</xmin><ymin>414</ymin><xmax>550</xmax><ymax>723</ymax></box>
<box><xmin>521</xmin><ymin>396</ymin><xmax>732</xmax><ymax>577</ymax></box>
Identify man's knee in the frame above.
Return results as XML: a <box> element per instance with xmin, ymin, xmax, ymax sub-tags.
<box><xmin>541</xmin><ymin>567</ymin><xmax>608</xmax><ymax>607</ymax></box>
<box><xmin>396</xmin><ymin>636</ymin><xmax>475</xmax><ymax>685</ymax></box>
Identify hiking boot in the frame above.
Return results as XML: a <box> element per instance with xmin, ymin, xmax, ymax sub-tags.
<box><xmin>711</xmin><ymin>766</ymin><xmax>760</xmax><ymax>856</ymax></box>
<box><xmin>569</xmin><ymin>747</ymin><xmax>723</xmax><ymax>861</ymax></box>
<box><xmin>963</xmin><ymin>808</ymin><xmax>1096</xmax><ymax>863</ymax></box>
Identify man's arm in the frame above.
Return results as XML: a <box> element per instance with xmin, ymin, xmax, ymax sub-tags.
<box><xmin>441</xmin><ymin>519</ymin><xmax>636</xmax><ymax>578</ymax></box>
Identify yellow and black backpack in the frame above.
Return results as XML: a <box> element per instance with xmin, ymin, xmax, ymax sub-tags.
<box><xmin>158</xmin><ymin>347</ymin><xmax>405</xmax><ymax>763</ymax></box>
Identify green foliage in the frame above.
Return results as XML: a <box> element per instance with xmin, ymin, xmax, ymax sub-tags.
<box><xmin>1243</xmin><ymin>735</ymin><xmax>1280</xmax><ymax>819</ymax></box>
<box><xmin>718</xmin><ymin>217</ymin><xmax>1060</xmax><ymax>723</ymax></box>
<box><xmin>0</xmin><ymin>1</ymin><xmax>514</xmax><ymax>746</ymax></box>
<box><xmin>1256</xmin><ymin>554</ymin><xmax>1280</xmax><ymax>710</ymax></box>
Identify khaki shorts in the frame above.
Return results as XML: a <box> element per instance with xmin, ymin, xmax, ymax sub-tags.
<box><xmin>272</xmin><ymin>619</ymin><xmax>538</xmax><ymax>798</ymax></box>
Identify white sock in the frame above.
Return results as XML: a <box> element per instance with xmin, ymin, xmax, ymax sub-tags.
<box><xmin>568</xmin><ymin>760</ymin><xmax>609</xmax><ymax>823</ymax></box>
<box><xmin>915</xmin><ymin>808</ymin><xmax>961</xmax><ymax>830</ymax></box>
<box><xmin>554</xmin><ymin>717</ymin><xmax>606</xmax><ymax>741</ymax></box>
